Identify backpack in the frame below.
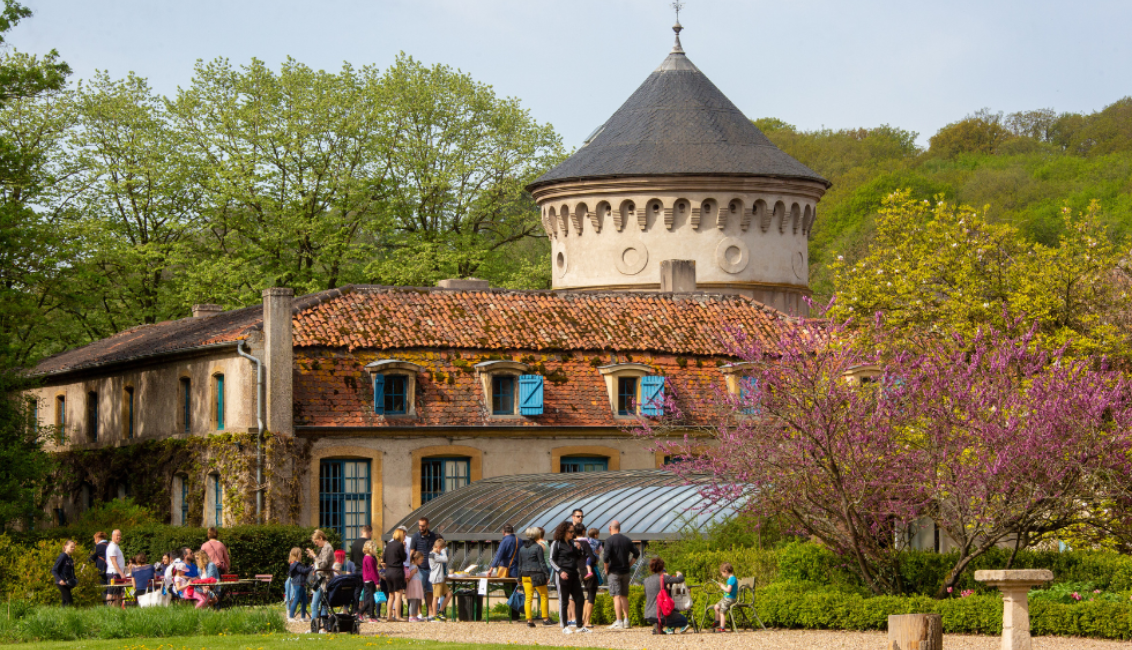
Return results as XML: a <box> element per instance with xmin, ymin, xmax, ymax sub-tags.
<box><xmin>657</xmin><ymin>575</ymin><xmax>675</xmax><ymax>617</ymax></box>
<box><xmin>670</xmin><ymin>581</ymin><xmax>692</xmax><ymax>611</ymax></box>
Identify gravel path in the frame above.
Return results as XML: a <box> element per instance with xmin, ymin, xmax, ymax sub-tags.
<box><xmin>284</xmin><ymin>619</ymin><xmax>1128</xmax><ymax>649</ymax></box>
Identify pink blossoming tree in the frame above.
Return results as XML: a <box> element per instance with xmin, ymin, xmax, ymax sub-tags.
<box><xmin>638</xmin><ymin>314</ymin><xmax>1132</xmax><ymax>596</ymax></box>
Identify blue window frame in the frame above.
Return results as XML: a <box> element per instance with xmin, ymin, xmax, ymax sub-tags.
<box><xmin>560</xmin><ymin>456</ymin><xmax>609</xmax><ymax>473</ymax></box>
<box><xmin>640</xmin><ymin>376</ymin><xmax>666</xmax><ymax>416</ymax></box>
<box><xmin>215</xmin><ymin>375</ymin><xmax>225</xmax><ymax>430</ymax></box>
<box><xmin>616</xmin><ymin>377</ymin><xmax>638</xmax><ymax>416</ymax></box>
<box><xmin>180</xmin><ymin>478</ymin><xmax>189</xmax><ymax>526</ymax></box>
<box><xmin>383</xmin><ymin>375</ymin><xmax>407</xmax><ymax>415</ymax></box>
<box><xmin>181</xmin><ymin>377</ymin><xmax>191</xmax><ymax>433</ymax></box>
<box><xmin>492</xmin><ymin>376</ymin><xmax>515</xmax><ymax>415</ymax></box>
<box><xmin>125</xmin><ymin>387</ymin><xmax>135</xmax><ymax>439</ymax></box>
<box><xmin>87</xmin><ymin>391</ymin><xmax>98</xmax><ymax>441</ymax></box>
<box><xmin>421</xmin><ymin>457</ymin><xmax>470</xmax><ymax>504</ymax></box>
<box><xmin>319</xmin><ymin>459</ymin><xmax>372</xmax><ymax>549</ymax></box>
<box><xmin>213</xmin><ymin>475</ymin><xmax>223</xmax><ymax>526</ymax></box>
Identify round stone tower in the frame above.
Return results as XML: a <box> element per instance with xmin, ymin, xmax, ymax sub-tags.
<box><xmin>526</xmin><ymin>24</ymin><xmax>829</xmax><ymax>315</ymax></box>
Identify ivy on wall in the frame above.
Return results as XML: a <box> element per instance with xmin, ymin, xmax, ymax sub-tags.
<box><xmin>51</xmin><ymin>433</ymin><xmax>310</xmax><ymax>526</ymax></box>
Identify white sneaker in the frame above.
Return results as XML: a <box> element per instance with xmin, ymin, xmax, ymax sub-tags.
<box><xmin>608</xmin><ymin>620</ymin><xmax>623</xmax><ymax>629</ymax></box>
<box><xmin>578</xmin><ymin>626</ymin><xmax>593</xmax><ymax>633</ymax></box>
<box><xmin>622</xmin><ymin>619</ymin><xmax>632</xmax><ymax>629</ymax></box>
<box><xmin>562</xmin><ymin>626</ymin><xmax>574</xmax><ymax>635</ymax></box>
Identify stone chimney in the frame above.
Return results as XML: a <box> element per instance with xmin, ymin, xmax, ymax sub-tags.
<box><xmin>262</xmin><ymin>288</ymin><xmax>294</xmax><ymax>435</ymax></box>
<box><xmin>660</xmin><ymin>260</ymin><xmax>696</xmax><ymax>292</ymax></box>
<box><xmin>437</xmin><ymin>278</ymin><xmax>491</xmax><ymax>290</ymax></box>
<box><xmin>192</xmin><ymin>304</ymin><xmax>223</xmax><ymax>318</ymax></box>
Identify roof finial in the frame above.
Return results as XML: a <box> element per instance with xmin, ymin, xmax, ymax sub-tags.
<box><xmin>671</xmin><ymin>1</ymin><xmax>685</xmax><ymax>53</ymax></box>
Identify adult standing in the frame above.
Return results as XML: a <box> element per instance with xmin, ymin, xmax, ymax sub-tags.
<box><xmin>383</xmin><ymin>528</ymin><xmax>408</xmax><ymax>622</ymax></box>
<box><xmin>89</xmin><ymin>531</ymin><xmax>108</xmax><ymax>586</ymax></box>
<box><xmin>51</xmin><ymin>540</ymin><xmax>78</xmax><ymax>606</ymax></box>
<box><xmin>350</xmin><ymin>525</ymin><xmax>372</xmax><ymax>571</ymax></box>
<box><xmin>643</xmin><ymin>557</ymin><xmax>688</xmax><ymax>635</ymax></box>
<box><xmin>408</xmin><ymin>518</ymin><xmax>441</xmax><ymax>607</ymax></box>
<box><xmin>573</xmin><ymin>524</ymin><xmax>598</xmax><ymax>629</ymax></box>
<box><xmin>488</xmin><ymin>524</ymin><xmax>521</xmax><ymax>622</ymax></box>
<box><xmin>517</xmin><ymin>527</ymin><xmax>553</xmax><ymax>627</ymax></box>
<box><xmin>603</xmin><ymin>520</ymin><xmax>640</xmax><ymax>629</ymax></box>
<box><xmin>105</xmin><ymin>529</ymin><xmax>127</xmax><ymax>607</ymax></box>
<box><xmin>305</xmin><ymin>529</ymin><xmax>335</xmax><ymax>620</ymax></box>
<box><xmin>200</xmin><ymin>527</ymin><xmax>231</xmax><ymax>574</ymax></box>
<box><xmin>548</xmin><ymin>521</ymin><xmax>587</xmax><ymax>635</ymax></box>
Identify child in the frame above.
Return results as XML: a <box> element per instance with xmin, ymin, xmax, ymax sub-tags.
<box><xmin>428</xmin><ymin>539</ymin><xmax>449</xmax><ymax>621</ymax></box>
<box><xmin>712</xmin><ymin>562</ymin><xmax>738</xmax><ymax>631</ymax></box>
<box><xmin>287</xmin><ymin>547</ymin><xmax>313</xmax><ymax>622</ymax></box>
<box><xmin>193</xmin><ymin>550</ymin><xmax>217</xmax><ymax>608</ymax></box>
<box><xmin>359</xmin><ymin>539</ymin><xmax>381</xmax><ymax>622</ymax></box>
<box><xmin>405</xmin><ymin>550</ymin><xmax>425</xmax><ymax>621</ymax></box>
<box><xmin>584</xmin><ymin>528</ymin><xmax>602</xmax><ymax>580</ymax></box>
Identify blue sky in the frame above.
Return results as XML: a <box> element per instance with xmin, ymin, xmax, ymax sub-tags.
<box><xmin>11</xmin><ymin>0</ymin><xmax>1132</xmax><ymax>148</ymax></box>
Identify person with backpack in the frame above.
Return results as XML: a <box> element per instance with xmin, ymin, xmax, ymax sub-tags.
<box><xmin>643</xmin><ymin>557</ymin><xmax>689</xmax><ymax>635</ymax></box>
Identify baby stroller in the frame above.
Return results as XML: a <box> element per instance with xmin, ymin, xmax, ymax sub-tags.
<box><xmin>311</xmin><ymin>573</ymin><xmax>363</xmax><ymax>634</ymax></box>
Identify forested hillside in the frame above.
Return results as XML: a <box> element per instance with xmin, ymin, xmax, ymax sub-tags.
<box><xmin>759</xmin><ymin>98</ymin><xmax>1132</xmax><ymax>297</ymax></box>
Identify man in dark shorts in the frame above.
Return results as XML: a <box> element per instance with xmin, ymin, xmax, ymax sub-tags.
<box><xmin>603</xmin><ymin>520</ymin><xmax>639</xmax><ymax>629</ymax></box>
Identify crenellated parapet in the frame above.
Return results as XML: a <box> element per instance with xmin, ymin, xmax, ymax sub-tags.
<box><xmin>531</xmin><ymin>175</ymin><xmax>824</xmax><ymax>315</ymax></box>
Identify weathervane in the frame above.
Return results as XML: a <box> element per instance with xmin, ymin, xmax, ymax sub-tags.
<box><xmin>671</xmin><ymin>0</ymin><xmax>685</xmax><ymax>52</ymax></box>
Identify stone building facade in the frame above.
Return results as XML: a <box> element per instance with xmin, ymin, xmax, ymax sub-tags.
<box><xmin>28</xmin><ymin>25</ymin><xmax>846</xmax><ymax>549</ymax></box>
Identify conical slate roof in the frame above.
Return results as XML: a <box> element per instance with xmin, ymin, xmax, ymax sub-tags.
<box><xmin>529</xmin><ymin>39</ymin><xmax>829</xmax><ymax>190</ymax></box>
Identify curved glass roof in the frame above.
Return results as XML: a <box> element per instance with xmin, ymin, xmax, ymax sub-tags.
<box><xmin>388</xmin><ymin>469</ymin><xmax>738</xmax><ymax>541</ymax></box>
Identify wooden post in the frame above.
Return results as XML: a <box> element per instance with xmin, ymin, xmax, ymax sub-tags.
<box><xmin>888</xmin><ymin>613</ymin><xmax>943</xmax><ymax>650</ymax></box>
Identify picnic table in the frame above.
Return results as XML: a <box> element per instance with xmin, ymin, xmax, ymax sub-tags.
<box><xmin>445</xmin><ymin>575</ymin><xmax>520</xmax><ymax>623</ymax></box>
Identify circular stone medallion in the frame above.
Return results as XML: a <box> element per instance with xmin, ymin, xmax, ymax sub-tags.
<box><xmin>715</xmin><ymin>237</ymin><xmax>750</xmax><ymax>274</ymax></box>
<box><xmin>614</xmin><ymin>242</ymin><xmax>649</xmax><ymax>275</ymax></box>
<box><xmin>792</xmin><ymin>250</ymin><xmax>805</xmax><ymax>280</ymax></box>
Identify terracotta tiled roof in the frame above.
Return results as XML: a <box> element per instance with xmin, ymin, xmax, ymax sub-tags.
<box><xmin>292</xmin><ymin>286</ymin><xmax>786</xmax><ymax>356</ymax></box>
<box><xmin>294</xmin><ymin>348</ymin><xmax>727</xmax><ymax>429</ymax></box>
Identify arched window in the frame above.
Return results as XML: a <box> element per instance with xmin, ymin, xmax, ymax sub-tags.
<box><xmin>55</xmin><ymin>395</ymin><xmax>66</xmax><ymax>444</ymax></box>
<box><xmin>209</xmin><ymin>474</ymin><xmax>223</xmax><ymax>527</ymax></box>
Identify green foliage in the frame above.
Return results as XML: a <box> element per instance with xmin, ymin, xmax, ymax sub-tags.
<box><xmin>75</xmin><ymin>498</ymin><xmax>157</xmax><ymax>530</ymax></box>
<box><xmin>929</xmin><ymin>109</ymin><xmax>1013</xmax><ymax>157</ymax></box>
<box><xmin>0</xmin><ymin>536</ymin><xmax>102</xmax><ymax>607</ymax></box>
<box><xmin>0</xmin><ymin>604</ymin><xmax>283</xmax><ymax>642</ymax></box>
<box><xmin>1029</xmin><ymin>581</ymin><xmax>1131</xmax><ymax>605</ymax></box>
<box><xmin>6</xmin><ymin>524</ymin><xmax>336</xmax><ymax>599</ymax></box>
<box><xmin>652</xmin><ymin>546</ymin><xmax>780</xmax><ymax>588</ymax></box>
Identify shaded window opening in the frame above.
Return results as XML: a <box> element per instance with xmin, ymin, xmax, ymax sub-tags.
<box><xmin>560</xmin><ymin>456</ymin><xmax>609</xmax><ymax>473</ymax></box>
<box><xmin>214</xmin><ymin>375</ymin><xmax>225</xmax><ymax>430</ymax></box>
<box><xmin>383</xmin><ymin>375</ymin><xmax>407</xmax><ymax>415</ymax></box>
<box><xmin>319</xmin><ymin>459</ymin><xmax>372</xmax><ymax>549</ymax></box>
<box><xmin>180</xmin><ymin>377</ymin><xmax>191</xmax><ymax>433</ymax></box>
<box><xmin>421</xmin><ymin>457</ymin><xmax>470</xmax><ymax>503</ymax></box>
<box><xmin>86</xmin><ymin>391</ymin><xmax>98</xmax><ymax>441</ymax></box>
<box><xmin>492</xmin><ymin>376</ymin><xmax>515</xmax><ymax>415</ymax></box>
<box><xmin>617</xmin><ymin>377</ymin><xmax>638</xmax><ymax>416</ymax></box>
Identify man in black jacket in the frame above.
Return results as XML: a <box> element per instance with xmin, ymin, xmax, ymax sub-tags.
<box><xmin>602</xmin><ymin>520</ymin><xmax>640</xmax><ymax>629</ymax></box>
<box><xmin>52</xmin><ymin>540</ymin><xmax>78</xmax><ymax>606</ymax></box>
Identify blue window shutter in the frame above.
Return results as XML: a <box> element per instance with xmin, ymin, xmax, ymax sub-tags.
<box><xmin>372</xmin><ymin>374</ymin><xmax>385</xmax><ymax>414</ymax></box>
<box><xmin>640</xmin><ymin>376</ymin><xmax>665</xmax><ymax>416</ymax></box>
<box><xmin>519</xmin><ymin>375</ymin><xmax>544</xmax><ymax>416</ymax></box>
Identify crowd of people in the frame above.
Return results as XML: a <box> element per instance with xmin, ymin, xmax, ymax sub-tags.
<box><xmin>51</xmin><ymin>527</ymin><xmax>233</xmax><ymax>609</ymax></box>
<box><xmin>49</xmin><ymin>509</ymin><xmax>741</xmax><ymax>635</ymax></box>
<box><xmin>283</xmin><ymin>508</ymin><xmax>739</xmax><ymax>635</ymax></box>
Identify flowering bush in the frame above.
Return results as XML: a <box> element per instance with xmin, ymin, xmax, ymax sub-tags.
<box><xmin>1030</xmin><ymin>581</ymin><xmax>1129</xmax><ymax>605</ymax></box>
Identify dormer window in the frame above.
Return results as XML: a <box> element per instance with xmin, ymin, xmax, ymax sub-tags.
<box><xmin>721</xmin><ymin>363</ymin><xmax>758</xmax><ymax>415</ymax></box>
<box><xmin>366</xmin><ymin>360</ymin><xmax>424</xmax><ymax>416</ymax></box>
<box><xmin>474</xmin><ymin>360</ymin><xmax>543</xmax><ymax>417</ymax></box>
<box><xmin>598</xmin><ymin>363</ymin><xmax>665</xmax><ymax>417</ymax></box>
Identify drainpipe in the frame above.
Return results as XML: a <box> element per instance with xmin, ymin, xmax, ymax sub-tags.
<box><xmin>237</xmin><ymin>341</ymin><xmax>264</xmax><ymax>525</ymax></box>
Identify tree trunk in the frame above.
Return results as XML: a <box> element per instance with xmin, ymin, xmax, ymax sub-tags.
<box><xmin>888</xmin><ymin>614</ymin><xmax>942</xmax><ymax>650</ymax></box>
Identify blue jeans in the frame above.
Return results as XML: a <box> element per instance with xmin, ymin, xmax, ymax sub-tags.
<box><xmin>288</xmin><ymin>584</ymin><xmax>309</xmax><ymax>619</ymax></box>
<box><xmin>420</xmin><ymin>566</ymin><xmax>432</xmax><ymax>595</ymax></box>
<box><xmin>311</xmin><ymin>586</ymin><xmax>327</xmax><ymax>618</ymax></box>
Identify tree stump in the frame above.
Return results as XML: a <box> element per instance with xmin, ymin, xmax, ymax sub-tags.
<box><xmin>888</xmin><ymin>614</ymin><xmax>943</xmax><ymax>650</ymax></box>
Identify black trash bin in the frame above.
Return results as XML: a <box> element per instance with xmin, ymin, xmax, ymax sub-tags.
<box><xmin>456</xmin><ymin>592</ymin><xmax>483</xmax><ymax>621</ymax></box>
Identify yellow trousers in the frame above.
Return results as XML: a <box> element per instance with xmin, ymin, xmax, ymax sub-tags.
<box><xmin>522</xmin><ymin>576</ymin><xmax>549</xmax><ymax>620</ymax></box>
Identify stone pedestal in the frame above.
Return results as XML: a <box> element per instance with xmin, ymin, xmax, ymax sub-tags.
<box><xmin>974</xmin><ymin>569</ymin><xmax>1053</xmax><ymax>650</ymax></box>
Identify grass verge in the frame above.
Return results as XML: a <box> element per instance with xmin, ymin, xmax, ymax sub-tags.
<box><xmin>9</xmin><ymin>632</ymin><xmax>581</xmax><ymax>649</ymax></box>
<box><xmin>0</xmin><ymin>606</ymin><xmax>283</xmax><ymax>643</ymax></box>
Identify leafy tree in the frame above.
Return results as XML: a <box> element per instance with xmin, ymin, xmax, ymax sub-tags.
<box><xmin>0</xmin><ymin>0</ymin><xmax>68</xmax><ymax>527</ymax></box>
<box><xmin>363</xmin><ymin>54</ymin><xmax>565</xmax><ymax>287</ymax></box>
<box><xmin>827</xmin><ymin>191</ymin><xmax>1131</xmax><ymax>360</ymax></box>
<box><xmin>928</xmin><ymin>109</ymin><xmax>1013</xmax><ymax>157</ymax></box>
<box><xmin>640</xmin><ymin>315</ymin><xmax>1132</xmax><ymax>596</ymax></box>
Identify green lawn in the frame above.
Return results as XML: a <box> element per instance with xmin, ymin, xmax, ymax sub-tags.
<box><xmin>19</xmin><ymin>633</ymin><xmax>582</xmax><ymax>650</ymax></box>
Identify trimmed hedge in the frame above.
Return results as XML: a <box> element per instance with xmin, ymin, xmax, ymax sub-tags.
<box><xmin>2</xmin><ymin>524</ymin><xmax>338</xmax><ymax>601</ymax></box>
<box><xmin>655</xmin><ymin>541</ymin><xmax>1132</xmax><ymax>596</ymax></box>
